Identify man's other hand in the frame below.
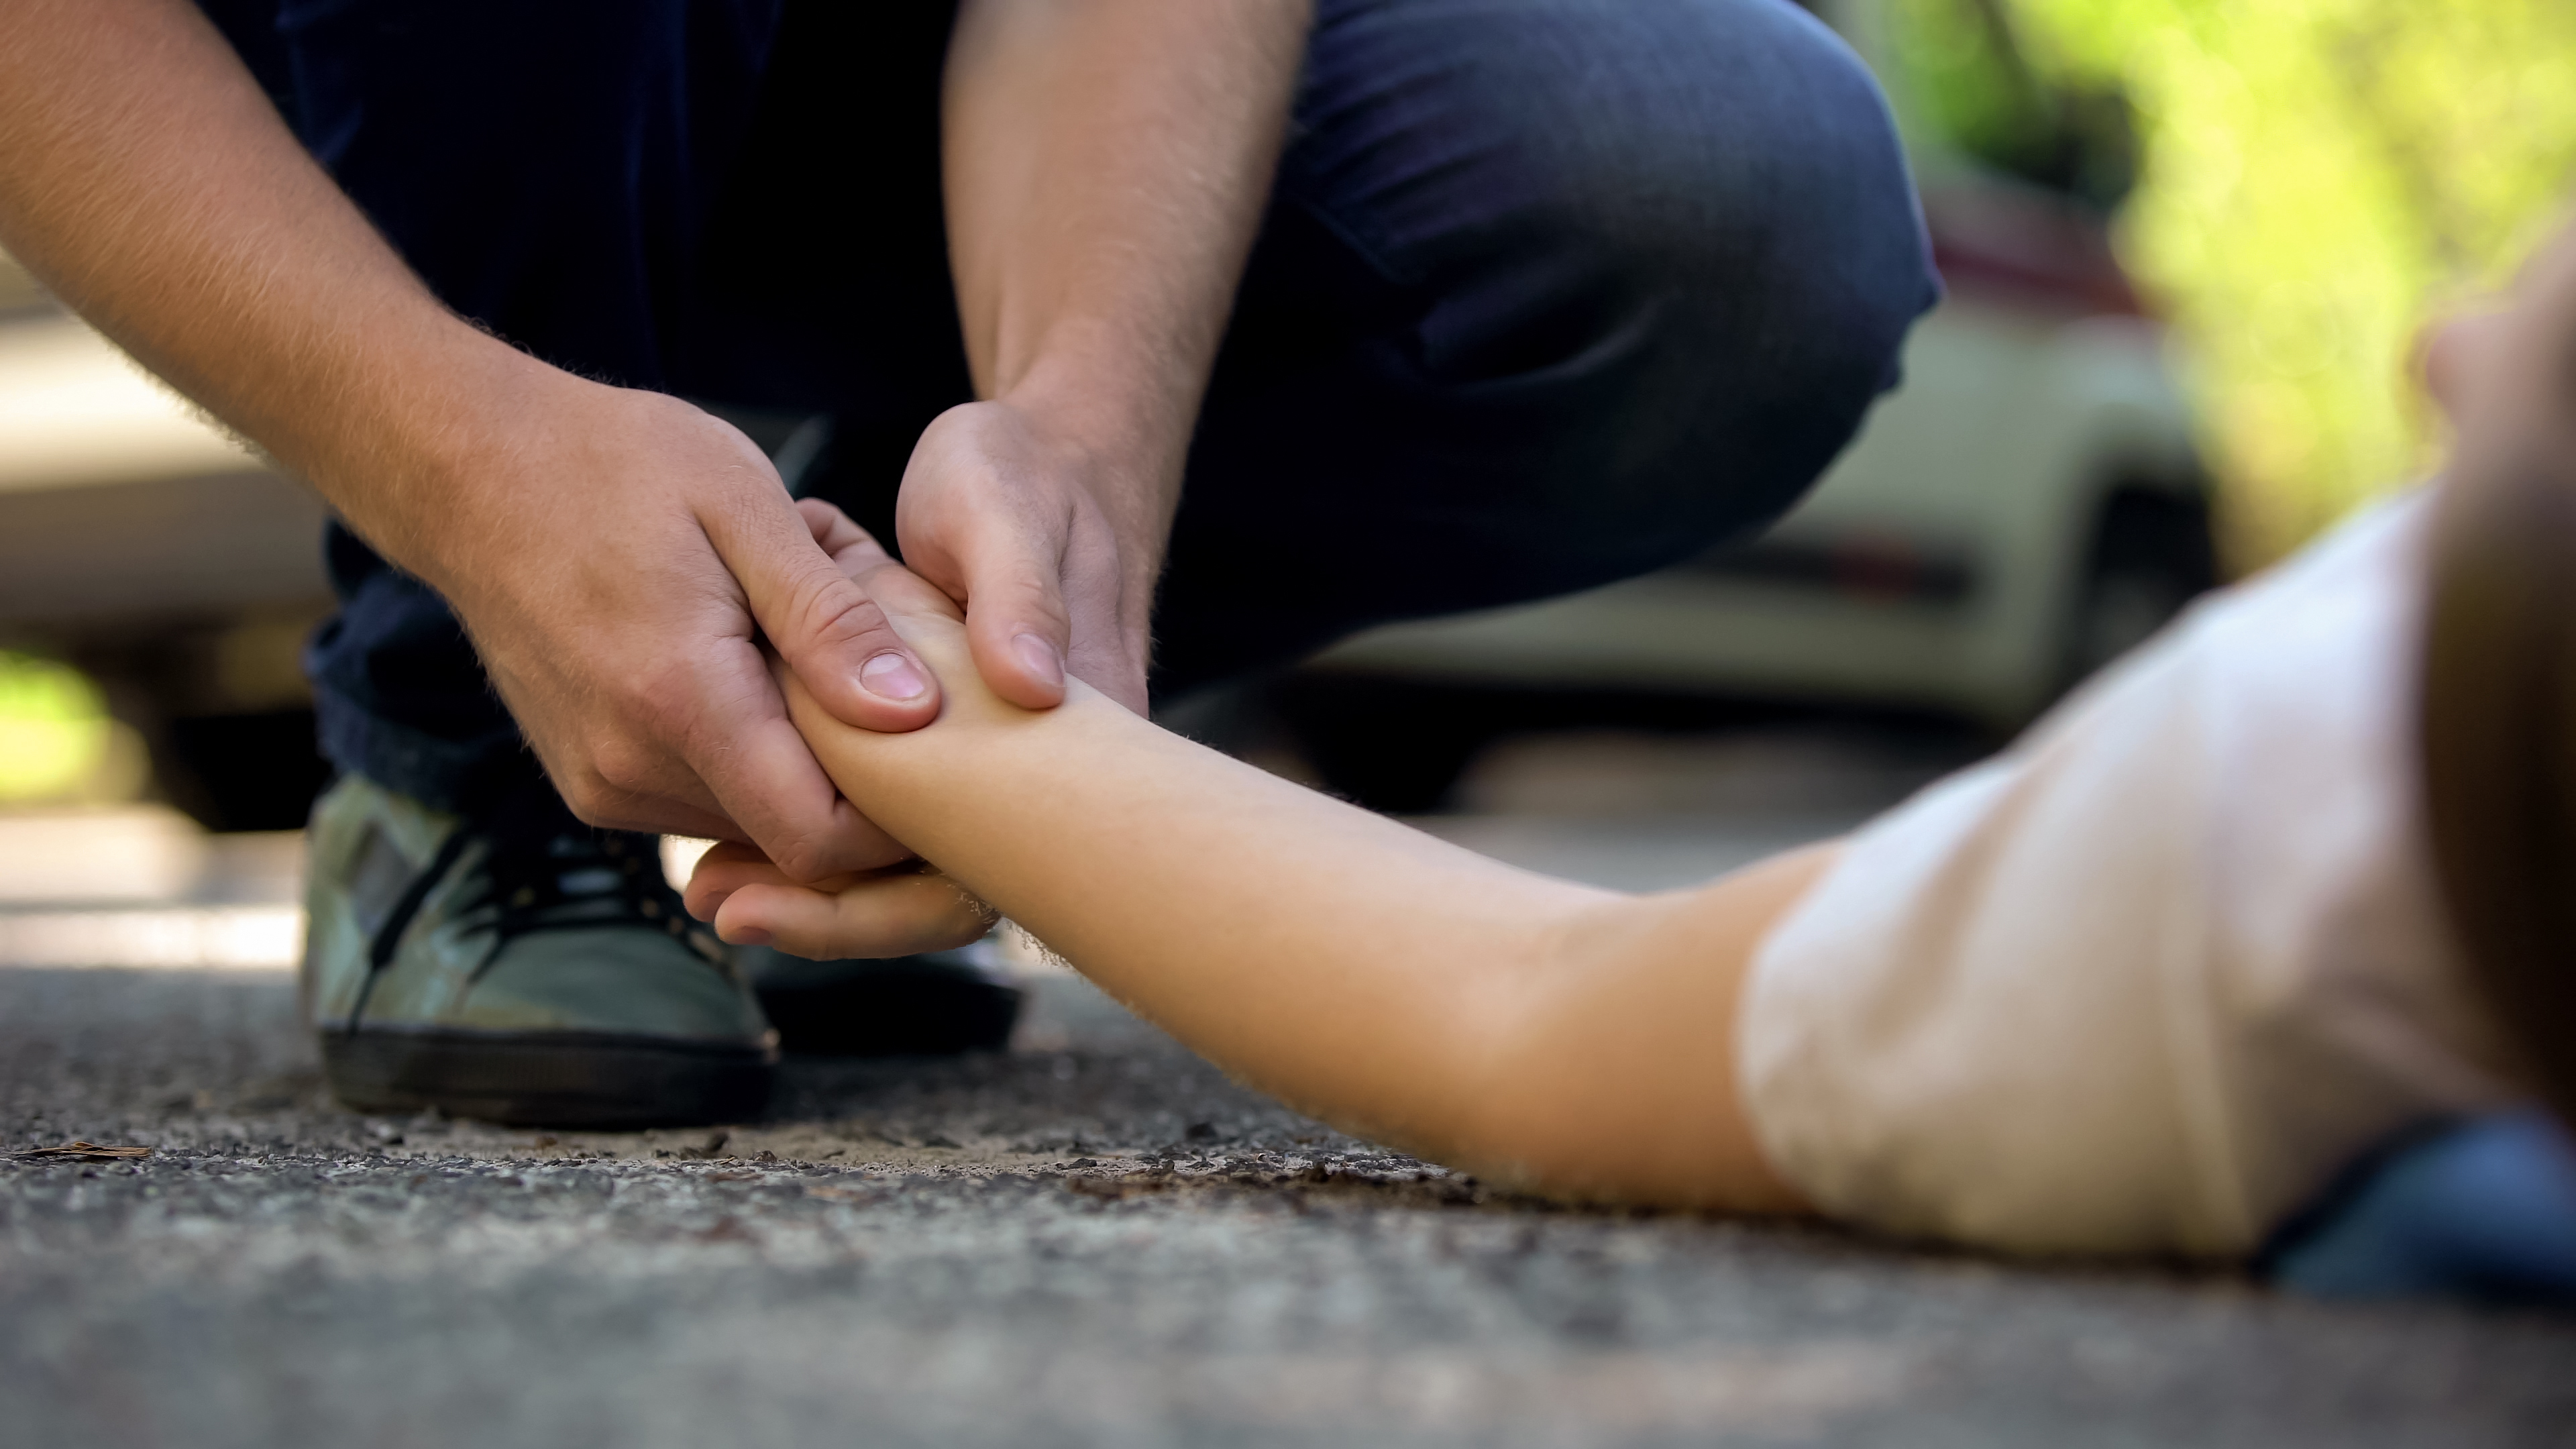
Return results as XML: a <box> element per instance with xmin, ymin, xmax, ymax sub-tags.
<box><xmin>432</xmin><ymin>378</ymin><xmax>943</xmax><ymax>881</ymax></box>
<box><xmin>889</xmin><ymin>396</ymin><xmax>1161</xmax><ymax>718</ymax></box>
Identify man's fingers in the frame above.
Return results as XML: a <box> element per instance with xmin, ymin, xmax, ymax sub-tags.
<box><xmin>683</xmin><ymin>650</ymin><xmax>916</xmax><ymax>881</ymax></box>
<box><xmin>680</xmin><ymin>837</ymin><xmax>886</xmax><ymax>925</ymax></box>
<box><xmin>796</xmin><ymin>498</ymin><xmax>898</xmax><ymax>579</ymax></box>
<box><xmin>708</xmin><ymin>715</ymin><xmax>914</xmax><ymax>881</ymax></box>
<box><xmin>712</xmin><ymin>492</ymin><xmax>941</xmax><ymax>734</ymax></box>
<box><xmin>682</xmin><ymin>839</ymin><xmax>804</xmax><ymax>924</ymax></box>
<box><xmin>711</xmin><ymin>869</ymin><xmax>995</xmax><ymax>960</ymax></box>
<box><xmin>798</xmin><ymin>503</ymin><xmax>969</xmax><ymax>632</ymax></box>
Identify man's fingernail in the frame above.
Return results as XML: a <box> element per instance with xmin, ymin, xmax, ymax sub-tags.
<box><xmin>860</xmin><ymin>651</ymin><xmax>928</xmax><ymax>702</ymax></box>
<box><xmin>1012</xmin><ymin>633</ymin><xmax>1065</xmax><ymax>690</ymax></box>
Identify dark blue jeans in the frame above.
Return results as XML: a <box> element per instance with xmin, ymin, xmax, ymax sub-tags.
<box><xmin>2265</xmin><ymin>1109</ymin><xmax>2576</xmax><ymax>1309</ymax></box>
<box><xmin>219</xmin><ymin>0</ymin><xmax>1937</xmax><ymax>814</ymax></box>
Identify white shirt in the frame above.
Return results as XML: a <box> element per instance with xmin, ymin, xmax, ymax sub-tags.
<box><xmin>1738</xmin><ymin>491</ymin><xmax>2524</xmax><ymax>1257</ymax></box>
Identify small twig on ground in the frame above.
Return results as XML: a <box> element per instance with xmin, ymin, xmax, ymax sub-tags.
<box><xmin>10</xmin><ymin>1141</ymin><xmax>153</xmax><ymax>1162</ymax></box>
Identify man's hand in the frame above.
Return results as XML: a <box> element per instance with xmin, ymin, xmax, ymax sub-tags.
<box><xmin>892</xmin><ymin>396</ymin><xmax>1160</xmax><ymax>718</ymax></box>
<box><xmin>429</xmin><ymin>377</ymin><xmax>946</xmax><ymax>881</ymax></box>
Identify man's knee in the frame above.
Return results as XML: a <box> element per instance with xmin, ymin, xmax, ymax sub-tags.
<box><xmin>1382</xmin><ymin>0</ymin><xmax>1934</xmax><ymax>546</ymax></box>
<box><xmin>1676</xmin><ymin>2</ymin><xmax>1937</xmax><ymax>412</ymax></box>
<box><xmin>1171</xmin><ymin>0</ymin><xmax>1945</xmax><ymax>669</ymax></box>
<box><xmin>1305</xmin><ymin>0</ymin><xmax>1933</xmax><ymax>428</ymax></box>
<box><xmin>1546</xmin><ymin>1</ymin><xmax>1937</xmax><ymax>541</ymax></box>
<box><xmin>1513</xmin><ymin>0</ymin><xmax>1933</xmax><ymax>408</ymax></box>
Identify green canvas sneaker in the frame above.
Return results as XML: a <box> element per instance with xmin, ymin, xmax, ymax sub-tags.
<box><xmin>301</xmin><ymin>774</ymin><xmax>777</xmax><ymax>1127</ymax></box>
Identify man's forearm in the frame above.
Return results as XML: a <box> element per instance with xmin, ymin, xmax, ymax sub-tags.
<box><xmin>0</xmin><ymin>0</ymin><xmax>542</xmax><ymax>588</ymax></box>
<box><xmin>942</xmin><ymin>0</ymin><xmax>1312</xmax><ymax>553</ymax></box>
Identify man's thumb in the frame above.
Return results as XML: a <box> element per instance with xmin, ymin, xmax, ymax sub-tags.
<box><xmin>728</xmin><ymin>507</ymin><xmax>941</xmax><ymax>733</ymax></box>
<box><xmin>960</xmin><ymin>548</ymin><xmax>1073</xmax><ymax>711</ymax></box>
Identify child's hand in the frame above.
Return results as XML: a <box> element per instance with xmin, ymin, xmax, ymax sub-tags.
<box><xmin>681</xmin><ymin>502</ymin><xmax>995</xmax><ymax>959</ymax></box>
<box><xmin>684</xmin><ymin>839</ymin><xmax>997</xmax><ymax>959</ymax></box>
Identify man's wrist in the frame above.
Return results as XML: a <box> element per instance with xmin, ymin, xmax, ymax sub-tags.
<box><xmin>996</xmin><ymin>325</ymin><xmax>1197</xmax><ymax>484</ymax></box>
<box><xmin>312</xmin><ymin>329</ymin><xmax>594</xmax><ymax>598</ymax></box>
<box><xmin>994</xmin><ymin>333</ymin><xmax>1195</xmax><ymax>594</ymax></box>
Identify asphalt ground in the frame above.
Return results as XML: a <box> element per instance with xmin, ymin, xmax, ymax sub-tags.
<box><xmin>5</xmin><ymin>732</ymin><xmax>2575</xmax><ymax>1447</ymax></box>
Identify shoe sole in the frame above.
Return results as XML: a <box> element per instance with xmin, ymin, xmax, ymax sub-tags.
<box><xmin>321</xmin><ymin>1028</ymin><xmax>773</xmax><ymax>1128</ymax></box>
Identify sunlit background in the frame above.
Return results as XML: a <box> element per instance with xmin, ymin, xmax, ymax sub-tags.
<box><xmin>1891</xmin><ymin>0</ymin><xmax>2576</xmax><ymax>565</ymax></box>
<box><xmin>0</xmin><ymin>649</ymin><xmax>133</xmax><ymax>803</ymax></box>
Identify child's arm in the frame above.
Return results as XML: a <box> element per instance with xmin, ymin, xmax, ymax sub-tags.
<box><xmin>690</xmin><ymin>546</ymin><xmax>1827</xmax><ymax>1214</ymax></box>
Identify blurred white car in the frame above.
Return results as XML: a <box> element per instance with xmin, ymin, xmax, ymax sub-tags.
<box><xmin>1310</xmin><ymin>0</ymin><xmax>2213</xmax><ymax>739</ymax></box>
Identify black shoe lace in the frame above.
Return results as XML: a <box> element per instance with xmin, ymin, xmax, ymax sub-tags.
<box><xmin>462</xmin><ymin>826</ymin><xmax>728</xmax><ymax>973</ymax></box>
<box><xmin>349</xmin><ymin>808</ymin><xmax>733</xmax><ymax>1032</ymax></box>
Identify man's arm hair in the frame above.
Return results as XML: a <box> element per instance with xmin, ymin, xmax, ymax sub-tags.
<box><xmin>0</xmin><ymin>0</ymin><xmax>545</xmax><ymax>587</ymax></box>
<box><xmin>945</xmin><ymin>0</ymin><xmax>1309</xmax><ymax>458</ymax></box>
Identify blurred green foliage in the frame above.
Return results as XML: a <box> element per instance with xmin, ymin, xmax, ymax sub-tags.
<box><xmin>0</xmin><ymin>651</ymin><xmax>112</xmax><ymax>802</ymax></box>
<box><xmin>1889</xmin><ymin>0</ymin><xmax>2576</xmax><ymax>564</ymax></box>
<box><xmin>1886</xmin><ymin>0</ymin><xmax>2141</xmax><ymax>210</ymax></box>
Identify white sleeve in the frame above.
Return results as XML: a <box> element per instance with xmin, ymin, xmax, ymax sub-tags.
<box><xmin>1734</xmin><ymin>494</ymin><xmax>2518</xmax><ymax>1259</ymax></box>
<box><xmin>1736</xmin><ymin>637</ymin><xmax>2250</xmax><ymax>1256</ymax></box>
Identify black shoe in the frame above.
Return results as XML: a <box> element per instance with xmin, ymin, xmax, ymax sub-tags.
<box><xmin>747</xmin><ymin>943</ymin><xmax>1025</xmax><ymax>1056</ymax></box>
